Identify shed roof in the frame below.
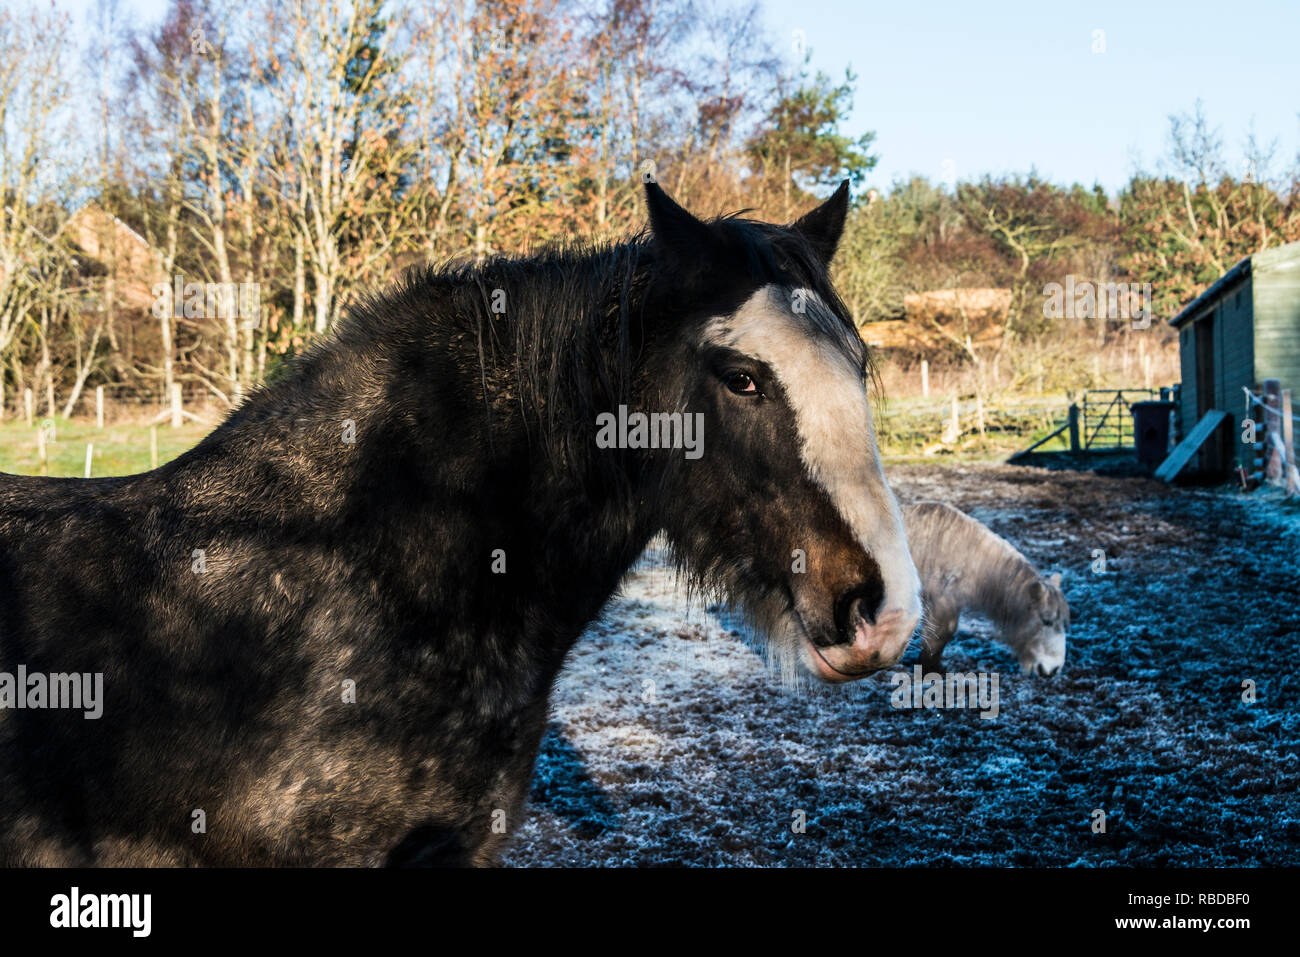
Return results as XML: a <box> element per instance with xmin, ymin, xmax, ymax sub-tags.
<box><xmin>1169</xmin><ymin>240</ymin><xmax>1300</xmax><ymax>328</ymax></box>
<box><xmin>1168</xmin><ymin>255</ymin><xmax>1251</xmax><ymax>328</ymax></box>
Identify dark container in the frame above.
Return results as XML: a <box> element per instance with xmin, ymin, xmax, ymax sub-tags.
<box><xmin>1131</xmin><ymin>400</ymin><xmax>1177</xmax><ymax>466</ymax></box>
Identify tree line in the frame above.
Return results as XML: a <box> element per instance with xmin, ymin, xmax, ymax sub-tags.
<box><xmin>1</xmin><ymin>0</ymin><xmax>1297</xmax><ymax>416</ymax></box>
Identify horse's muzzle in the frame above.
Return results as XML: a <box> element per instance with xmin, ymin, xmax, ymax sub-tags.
<box><xmin>803</xmin><ymin>601</ymin><xmax>919</xmax><ymax>683</ymax></box>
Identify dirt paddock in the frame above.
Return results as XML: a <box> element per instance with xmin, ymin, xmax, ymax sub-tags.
<box><xmin>504</xmin><ymin>464</ymin><xmax>1300</xmax><ymax>866</ymax></box>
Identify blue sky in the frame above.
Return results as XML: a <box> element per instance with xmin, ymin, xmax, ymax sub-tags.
<box><xmin>763</xmin><ymin>0</ymin><xmax>1300</xmax><ymax>192</ymax></box>
<box><xmin>61</xmin><ymin>0</ymin><xmax>1300</xmax><ymax>195</ymax></box>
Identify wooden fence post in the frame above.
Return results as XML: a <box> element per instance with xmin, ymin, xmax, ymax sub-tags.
<box><xmin>1068</xmin><ymin>403</ymin><xmax>1081</xmax><ymax>452</ymax></box>
<box><xmin>96</xmin><ymin>386</ymin><xmax>105</xmax><ymax>429</ymax></box>
<box><xmin>171</xmin><ymin>384</ymin><xmax>183</xmax><ymax>428</ymax></box>
<box><xmin>1263</xmin><ymin>379</ymin><xmax>1282</xmax><ymax>482</ymax></box>
<box><xmin>84</xmin><ymin>443</ymin><xmax>94</xmax><ymax>478</ymax></box>
<box><xmin>920</xmin><ymin>359</ymin><xmax>929</xmax><ymax>398</ymax></box>
<box><xmin>46</xmin><ymin>382</ymin><xmax>55</xmax><ymax>419</ymax></box>
<box><xmin>24</xmin><ymin>388</ymin><xmax>33</xmax><ymax>427</ymax></box>
<box><xmin>1283</xmin><ymin>389</ymin><xmax>1297</xmax><ymax>495</ymax></box>
<box><xmin>942</xmin><ymin>395</ymin><xmax>960</xmax><ymax>444</ymax></box>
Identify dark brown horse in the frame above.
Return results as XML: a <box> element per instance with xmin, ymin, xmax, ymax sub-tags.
<box><xmin>0</xmin><ymin>181</ymin><xmax>919</xmax><ymax>866</ymax></box>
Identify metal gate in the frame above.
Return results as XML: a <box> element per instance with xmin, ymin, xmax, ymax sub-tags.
<box><xmin>1080</xmin><ymin>389</ymin><xmax>1161</xmax><ymax>450</ymax></box>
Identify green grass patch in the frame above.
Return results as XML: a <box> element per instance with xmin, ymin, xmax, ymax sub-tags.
<box><xmin>875</xmin><ymin>394</ymin><xmax>1070</xmax><ymax>458</ymax></box>
<box><xmin>0</xmin><ymin>419</ymin><xmax>212</xmax><ymax>478</ymax></box>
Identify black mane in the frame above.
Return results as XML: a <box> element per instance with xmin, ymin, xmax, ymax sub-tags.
<box><xmin>0</xmin><ymin>186</ymin><xmax>888</xmax><ymax>867</ymax></box>
<box><xmin>218</xmin><ymin>211</ymin><xmax>861</xmax><ymax>494</ymax></box>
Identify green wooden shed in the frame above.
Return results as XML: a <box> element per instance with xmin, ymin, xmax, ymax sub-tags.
<box><xmin>1169</xmin><ymin>241</ymin><xmax>1300</xmax><ymax>474</ymax></box>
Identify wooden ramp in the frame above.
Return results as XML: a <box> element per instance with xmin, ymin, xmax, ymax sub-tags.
<box><xmin>1155</xmin><ymin>410</ymin><xmax>1230</xmax><ymax>481</ymax></box>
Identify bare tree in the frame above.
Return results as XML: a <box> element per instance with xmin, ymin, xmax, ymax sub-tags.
<box><xmin>264</xmin><ymin>0</ymin><xmax>415</xmax><ymax>333</ymax></box>
<box><xmin>0</xmin><ymin>6</ymin><xmax>79</xmax><ymax>397</ymax></box>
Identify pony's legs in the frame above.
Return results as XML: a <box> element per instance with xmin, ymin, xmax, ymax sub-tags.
<box><xmin>919</xmin><ymin>600</ymin><xmax>959</xmax><ymax>672</ymax></box>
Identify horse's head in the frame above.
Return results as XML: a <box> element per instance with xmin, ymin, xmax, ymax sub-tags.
<box><xmin>633</xmin><ymin>180</ymin><xmax>921</xmax><ymax>683</ymax></box>
<box><xmin>1014</xmin><ymin>572</ymin><xmax>1069</xmax><ymax>677</ymax></box>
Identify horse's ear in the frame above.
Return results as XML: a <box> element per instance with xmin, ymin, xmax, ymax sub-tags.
<box><xmin>792</xmin><ymin>179</ymin><xmax>850</xmax><ymax>265</ymax></box>
<box><xmin>645</xmin><ymin>181</ymin><xmax>712</xmax><ymax>272</ymax></box>
<box><xmin>1048</xmin><ymin>572</ymin><xmax>1062</xmax><ymax>588</ymax></box>
<box><xmin>1027</xmin><ymin>580</ymin><xmax>1045</xmax><ymax>603</ymax></box>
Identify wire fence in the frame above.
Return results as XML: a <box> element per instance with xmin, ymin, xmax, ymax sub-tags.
<box><xmin>877</xmin><ymin>397</ymin><xmax>1071</xmax><ymax>451</ymax></box>
<box><xmin>0</xmin><ymin>383</ymin><xmax>223</xmax><ymax>426</ymax></box>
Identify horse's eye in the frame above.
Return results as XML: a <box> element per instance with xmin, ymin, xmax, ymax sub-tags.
<box><xmin>724</xmin><ymin>371</ymin><xmax>758</xmax><ymax>395</ymax></box>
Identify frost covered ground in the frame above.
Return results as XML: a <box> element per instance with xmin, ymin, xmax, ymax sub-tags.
<box><xmin>503</xmin><ymin>465</ymin><xmax>1299</xmax><ymax>867</ymax></box>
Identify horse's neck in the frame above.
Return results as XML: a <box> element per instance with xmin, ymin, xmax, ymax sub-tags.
<box><xmin>968</xmin><ymin>546</ymin><xmax>1038</xmax><ymax>632</ymax></box>
<box><xmin>197</xmin><ymin>280</ymin><xmax>653</xmax><ymax>613</ymax></box>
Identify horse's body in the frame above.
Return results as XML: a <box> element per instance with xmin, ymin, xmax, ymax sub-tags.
<box><xmin>0</xmin><ymin>276</ymin><xmax>573</xmax><ymax>865</ymax></box>
<box><xmin>0</xmin><ymin>183</ymin><xmax>919</xmax><ymax>865</ymax></box>
<box><xmin>903</xmin><ymin>502</ymin><xmax>1068</xmax><ymax>676</ymax></box>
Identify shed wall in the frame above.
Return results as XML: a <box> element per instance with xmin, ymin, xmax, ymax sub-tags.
<box><xmin>1176</xmin><ymin>277</ymin><xmax>1252</xmax><ymax>473</ymax></box>
<box><xmin>1252</xmin><ymin>248</ymin><xmax>1300</xmax><ymax>388</ymax></box>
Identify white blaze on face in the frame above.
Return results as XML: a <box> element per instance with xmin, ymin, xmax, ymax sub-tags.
<box><xmin>705</xmin><ymin>285</ymin><xmax>921</xmax><ymax>624</ymax></box>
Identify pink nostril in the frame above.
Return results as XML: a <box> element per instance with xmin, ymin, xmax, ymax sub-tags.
<box><xmin>834</xmin><ymin>583</ymin><xmax>885</xmax><ymax>642</ymax></box>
